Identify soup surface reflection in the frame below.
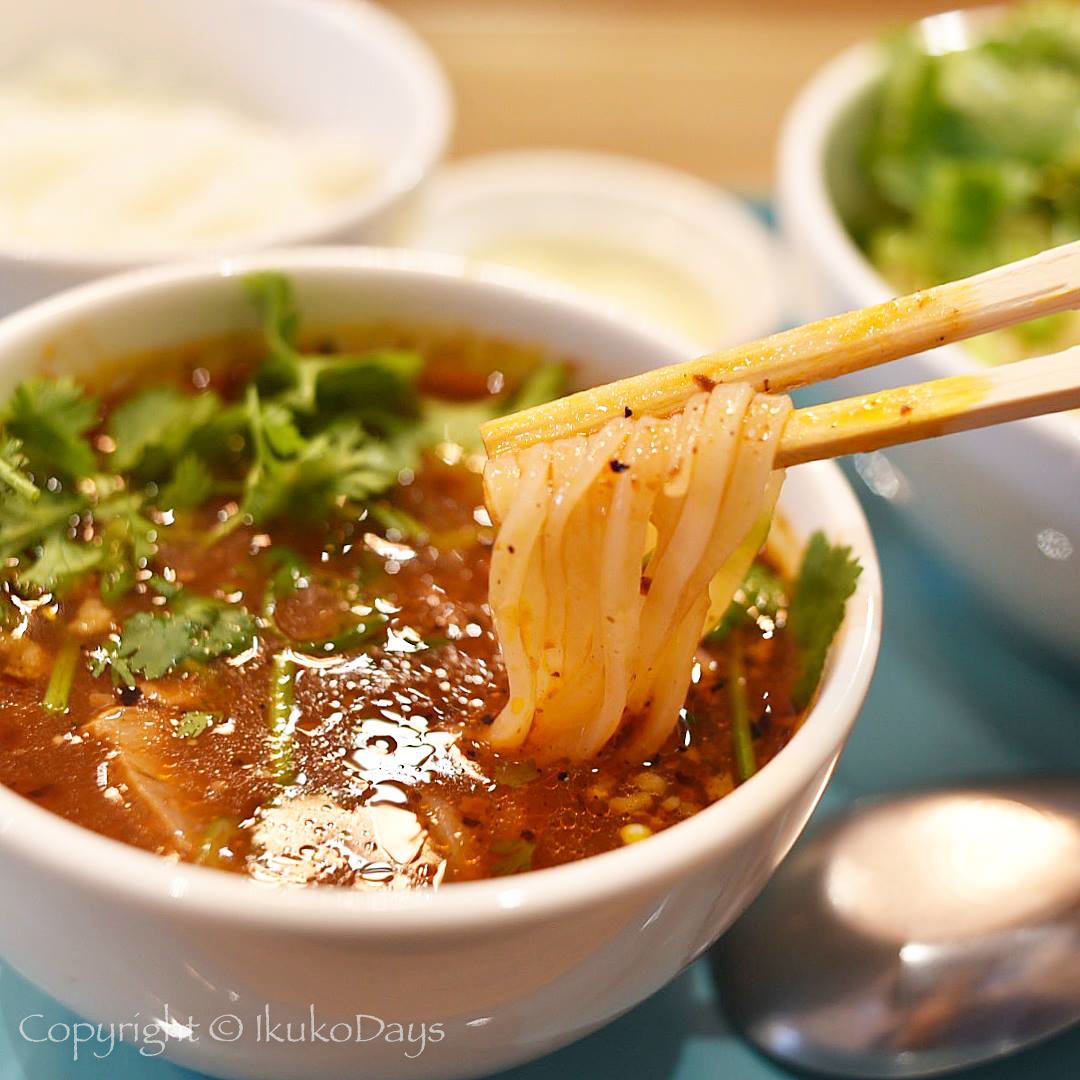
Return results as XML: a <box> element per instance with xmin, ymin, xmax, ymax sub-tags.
<box><xmin>0</xmin><ymin>323</ymin><xmax>806</xmax><ymax>888</ymax></box>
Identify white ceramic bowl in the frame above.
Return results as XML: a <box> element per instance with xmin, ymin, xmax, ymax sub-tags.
<box><xmin>0</xmin><ymin>0</ymin><xmax>451</xmax><ymax>314</ymax></box>
<box><xmin>0</xmin><ymin>249</ymin><xmax>881</xmax><ymax>1080</ymax></box>
<box><xmin>400</xmin><ymin>149</ymin><xmax>784</xmax><ymax>353</ymax></box>
<box><xmin>778</xmin><ymin>13</ymin><xmax>1080</xmax><ymax>658</ymax></box>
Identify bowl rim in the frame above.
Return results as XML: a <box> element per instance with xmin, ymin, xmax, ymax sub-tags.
<box><xmin>0</xmin><ymin>0</ymin><xmax>453</xmax><ymax>270</ymax></box>
<box><xmin>403</xmin><ymin>147</ymin><xmax>785</xmax><ymax>351</ymax></box>
<box><xmin>0</xmin><ymin>247</ymin><xmax>883</xmax><ymax>935</ymax></box>
<box><xmin>776</xmin><ymin>17</ymin><xmax>1079</xmax><ymax>453</ymax></box>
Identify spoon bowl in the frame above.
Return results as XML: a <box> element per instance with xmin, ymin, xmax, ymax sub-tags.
<box><xmin>713</xmin><ymin>779</ymin><xmax>1080</xmax><ymax>1078</ymax></box>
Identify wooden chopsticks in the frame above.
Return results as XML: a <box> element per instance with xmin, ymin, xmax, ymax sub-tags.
<box><xmin>481</xmin><ymin>240</ymin><xmax>1080</xmax><ymax>463</ymax></box>
<box><xmin>775</xmin><ymin>346</ymin><xmax>1080</xmax><ymax>467</ymax></box>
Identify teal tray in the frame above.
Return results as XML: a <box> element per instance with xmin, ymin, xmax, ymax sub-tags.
<box><xmin>2</xmin><ymin>460</ymin><xmax>1078</xmax><ymax>1080</ymax></box>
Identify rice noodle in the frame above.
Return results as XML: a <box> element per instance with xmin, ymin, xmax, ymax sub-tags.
<box><xmin>484</xmin><ymin>385</ymin><xmax>792</xmax><ymax>763</ymax></box>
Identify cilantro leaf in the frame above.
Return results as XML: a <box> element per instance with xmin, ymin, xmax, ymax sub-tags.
<box><xmin>4</xmin><ymin>378</ymin><xmax>98</xmax><ymax>479</ymax></box>
<box><xmin>110</xmin><ymin>612</ymin><xmax>194</xmax><ymax>681</ymax></box>
<box><xmin>158</xmin><ymin>454</ymin><xmax>213</xmax><ymax>512</ymax></box>
<box><xmin>177</xmin><ymin>711</ymin><xmax>215</xmax><ymax>738</ymax></box>
<box><xmin>788</xmin><ymin>532</ymin><xmax>862</xmax><ymax>709</ymax></box>
<box><xmin>706</xmin><ymin>562</ymin><xmax>788</xmax><ymax>645</ymax></box>
<box><xmin>0</xmin><ymin>437</ymin><xmax>40</xmax><ymax>500</ymax></box>
<box><xmin>104</xmin><ymin>594</ymin><xmax>257</xmax><ymax>683</ymax></box>
<box><xmin>491</xmin><ymin>837</ymin><xmax>536</xmax><ymax>876</ymax></box>
<box><xmin>243</xmin><ymin>271</ymin><xmax>300</xmax><ymax>367</ymax></box>
<box><xmin>291</xmin><ymin>611</ymin><xmax>388</xmax><ymax>655</ymax></box>
<box><xmin>245</xmin><ymin>271</ymin><xmax>422</xmax><ymax>417</ymax></box>
<box><xmin>0</xmin><ymin>492</ymin><xmax>84</xmax><ymax>559</ymax></box>
<box><xmin>505</xmin><ymin>363</ymin><xmax>569</xmax><ymax>413</ymax></box>
<box><xmin>416</xmin><ymin>363</ymin><xmax>568</xmax><ymax>451</ymax></box>
<box><xmin>92</xmin><ymin>494</ymin><xmax>158</xmax><ymax>600</ymax></box>
<box><xmin>16</xmin><ymin>535</ymin><xmax>103</xmax><ymax>591</ymax></box>
<box><xmin>368</xmin><ymin>501</ymin><xmax>428</xmax><ymax>542</ymax></box>
<box><xmin>263</xmin><ymin>547</ymin><xmax>310</xmax><ymax>601</ymax></box>
<box><xmin>226</xmin><ymin>387</ymin><xmax>413</xmax><ymax>531</ymax></box>
<box><xmin>416</xmin><ymin>397</ymin><xmax>500</xmax><ymax>451</ymax></box>
<box><xmin>107</xmin><ymin>386</ymin><xmax>220</xmax><ymax>475</ymax></box>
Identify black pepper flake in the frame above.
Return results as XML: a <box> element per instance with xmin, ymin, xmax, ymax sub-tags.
<box><xmin>507</xmin><ymin>544</ymin><xmax>515</xmax><ymax>554</ymax></box>
<box><xmin>624</xmin><ymin>406</ymin><xmax>633</xmax><ymax>418</ymax></box>
<box><xmin>118</xmin><ymin>684</ymin><xmax>142</xmax><ymax>706</ymax></box>
<box><xmin>763</xmin><ymin>378</ymin><xmax>771</xmax><ymax>391</ymax></box>
<box><xmin>521</xmin><ymin>829</ymin><xmax>535</xmax><ymax>841</ymax></box>
<box><xmin>462</xmin><ymin>816</ymin><xmax>482</xmax><ymax>828</ymax></box>
<box><xmin>557</xmin><ymin>771</ymin><xmax>570</xmax><ymax>782</ymax></box>
<box><xmin>480</xmin><ymin>713</ymin><xmax>495</xmax><ymax>725</ymax></box>
<box><xmin>609</xmin><ymin>459</ymin><xmax>630</xmax><ymax>473</ymax></box>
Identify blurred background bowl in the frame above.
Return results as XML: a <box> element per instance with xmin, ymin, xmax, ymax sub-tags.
<box><xmin>401</xmin><ymin>149</ymin><xmax>784</xmax><ymax>354</ymax></box>
<box><xmin>0</xmin><ymin>0</ymin><xmax>451</xmax><ymax>313</ymax></box>
<box><xmin>778</xmin><ymin>6</ymin><xmax>1080</xmax><ymax>659</ymax></box>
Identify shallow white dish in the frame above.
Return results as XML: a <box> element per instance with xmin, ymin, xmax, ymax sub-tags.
<box><xmin>402</xmin><ymin>149</ymin><xmax>784</xmax><ymax>353</ymax></box>
<box><xmin>777</xmin><ymin>10</ymin><xmax>1080</xmax><ymax>658</ymax></box>
<box><xmin>0</xmin><ymin>248</ymin><xmax>881</xmax><ymax>1080</ymax></box>
<box><xmin>0</xmin><ymin>0</ymin><xmax>451</xmax><ymax>314</ymax></box>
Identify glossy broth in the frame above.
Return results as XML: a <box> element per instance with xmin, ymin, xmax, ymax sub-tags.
<box><xmin>0</xmin><ymin>327</ymin><xmax>804</xmax><ymax>888</ymax></box>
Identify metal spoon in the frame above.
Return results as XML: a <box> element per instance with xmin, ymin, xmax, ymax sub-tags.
<box><xmin>712</xmin><ymin>778</ymin><xmax>1080</xmax><ymax>1077</ymax></box>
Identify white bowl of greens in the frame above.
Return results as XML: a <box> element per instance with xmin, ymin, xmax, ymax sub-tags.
<box><xmin>779</xmin><ymin>2</ymin><xmax>1080</xmax><ymax>658</ymax></box>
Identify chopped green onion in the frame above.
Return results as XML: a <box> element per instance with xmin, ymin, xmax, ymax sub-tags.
<box><xmin>194</xmin><ymin>817</ymin><xmax>239</xmax><ymax>867</ymax></box>
<box><xmin>268</xmin><ymin>652</ymin><xmax>297</xmax><ymax>785</ymax></box>
<box><xmin>42</xmin><ymin>641</ymin><xmax>80</xmax><ymax>714</ymax></box>
<box><xmin>729</xmin><ymin>634</ymin><xmax>756</xmax><ymax>782</ymax></box>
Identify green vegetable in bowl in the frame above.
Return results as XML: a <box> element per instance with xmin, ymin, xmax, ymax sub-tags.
<box><xmin>850</xmin><ymin>1</ymin><xmax>1080</xmax><ymax>363</ymax></box>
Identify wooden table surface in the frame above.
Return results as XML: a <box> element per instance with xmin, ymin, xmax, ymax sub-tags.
<box><xmin>383</xmin><ymin>0</ymin><xmax>981</xmax><ymax>191</ymax></box>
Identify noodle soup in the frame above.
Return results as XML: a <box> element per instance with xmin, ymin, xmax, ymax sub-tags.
<box><xmin>0</xmin><ymin>275</ymin><xmax>858</xmax><ymax>888</ymax></box>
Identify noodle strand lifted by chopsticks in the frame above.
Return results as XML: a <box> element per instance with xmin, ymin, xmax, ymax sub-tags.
<box><xmin>484</xmin><ymin>385</ymin><xmax>792</xmax><ymax>763</ymax></box>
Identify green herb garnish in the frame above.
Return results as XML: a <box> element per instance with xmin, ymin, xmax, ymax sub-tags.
<box><xmin>194</xmin><ymin>816</ymin><xmax>239</xmax><ymax>866</ymax></box>
<box><xmin>0</xmin><ymin>491</ymin><xmax>83</xmax><ymax>563</ymax></box>
<box><xmin>491</xmin><ymin>837</ymin><xmax>536</xmax><ymax>876</ymax></box>
<box><xmin>42</xmin><ymin>641</ymin><xmax>80</xmax><ymax>714</ymax></box>
<box><xmin>0</xmin><ymin>438</ymin><xmax>40</xmax><ymax>501</ymax></box>
<box><xmin>107</xmin><ymin>386</ymin><xmax>220</xmax><ymax>476</ymax></box>
<box><xmin>95</xmin><ymin>594</ymin><xmax>257</xmax><ymax>685</ymax></box>
<box><xmin>851</xmin><ymin>2</ymin><xmax>1080</xmax><ymax>362</ymax></box>
<box><xmin>706</xmin><ymin>561</ymin><xmax>788</xmax><ymax>644</ymax></box>
<box><xmin>728</xmin><ymin>634</ymin><xmax>756</xmax><ymax>782</ymax></box>
<box><xmin>268</xmin><ymin>652</ymin><xmax>297</xmax><ymax>785</ymax></box>
<box><xmin>0</xmin><ymin>271</ymin><xmax>567</xmax><ymax>708</ymax></box>
<box><xmin>493</xmin><ymin>759</ymin><xmax>541</xmax><ymax>788</ymax></box>
<box><xmin>177</xmin><ymin>711</ymin><xmax>216</xmax><ymax>739</ymax></box>
<box><xmin>17</xmin><ymin>535</ymin><xmax>103</xmax><ymax>592</ymax></box>
<box><xmin>4</xmin><ymin>378</ymin><xmax>98</xmax><ymax>479</ymax></box>
<box><xmin>788</xmin><ymin>532</ymin><xmax>862</xmax><ymax>709</ymax></box>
